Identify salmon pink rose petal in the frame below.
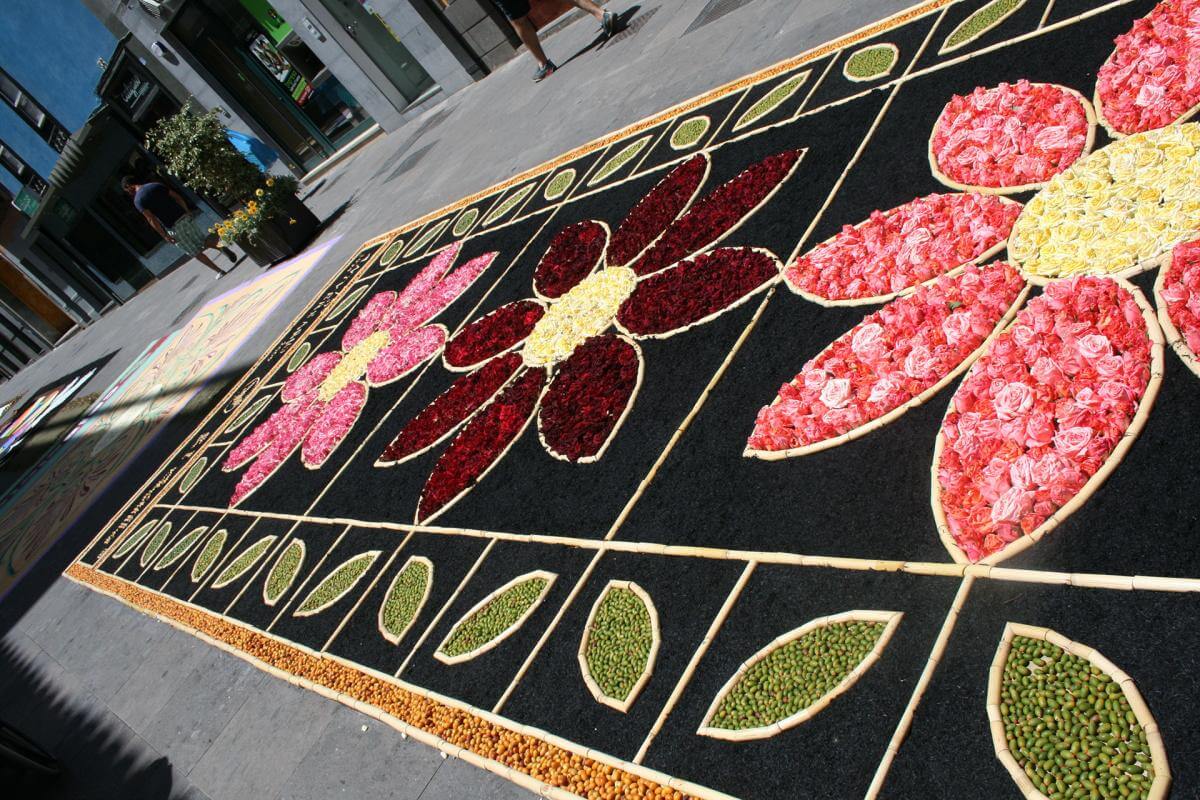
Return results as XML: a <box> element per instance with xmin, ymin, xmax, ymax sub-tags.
<box><xmin>388</xmin><ymin>252</ymin><xmax>498</xmax><ymax>334</ymax></box>
<box><xmin>417</xmin><ymin>367</ymin><xmax>546</xmax><ymax>523</ymax></box>
<box><xmin>281</xmin><ymin>351</ymin><xmax>342</xmax><ymax>402</ymax></box>
<box><xmin>538</xmin><ymin>335</ymin><xmax>641</xmax><ymax>462</ymax></box>
<box><xmin>1157</xmin><ymin>238</ymin><xmax>1200</xmax><ymax>369</ymax></box>
<box><xmin>379</xmin><ymin>353</ymin><xmax>524</xmax><ymax>465</ymax></box>
<box><xmin>224</xmin><ymin>394</ymin><xmax>318</xmax><ymax>472</ymax></box>
<box><xmin>342</xmin><ymin>291</ymin><xmax>397</xmax><ymax>351</ymax></box>
<box><xmin>607</xmin><ymin>154</ymin><xmax>708</xmax><ymax>268</ymax></box>
<box><xmin>301</xmin><ymin>381</ymin><xmax>368</xmax><ymax>468</ymax></box>
<box><xmin>747</xmin><ymin>263</ymin><xmax>1026</xmax><ymax>455</ymax></box>
<box><xmin>533</xmin><ymin>221</ymin><xmax>608</xmax><ymax>298</ymax></box>
<box><xmin>617</xmin><ymin>248</ymin><xmax>779</xmax><ymax>337</ymax></box>
<box><xmin>1096</xmin><ymin>0</ymin><xmax>1200</xmax><ymax>134</ymax></box>
<box><xmin>629</xmin><ymin>150</ymin><xmax>801</xmax><ymax>276</ymax></box>
<box><xmin>931</xmin><ymin>81</ymin><xmax>1091</xmax><ymax>190</ymax></box>
<box><xmin>397</xmin><ymin>241</ymin><xmax>462</xmax><ymax>302</ymax></box>
<box><xmin>784</xmin><ymin>193</ymin><xmax>1022</xmax><ymax>302</ymax></box>
<box><xmin>366</xmin><ymin>325</ymin><xmax>446</xmax><ymax>386</ymax></box>
<box><xmin>228</xmin><ymin>398</ymin><xmax>327</xmax><ymax>506</ymax></box>
<box><xmin>444</xmin><ymin>301</ymin><xmax>544</xmax><ymax>369</ymax></box>
<box><xmin>935</xmin><ymin>275</ymin><xmax>1155</xmax><ymax>563</ymax></box>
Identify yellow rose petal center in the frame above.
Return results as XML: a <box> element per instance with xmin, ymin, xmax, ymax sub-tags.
<box><xmin>1008</xmin><ymin>123</ymin><xmax>1200</xmax><ymax>279</ymax></box>
<box><xmin>522</xmin><ymin>267</ymin><xmax>636</xmax><ymax>367</ymax></box>
<box><xmin>318</xmin><ymin>329</ymin><xmax>390</xmax><ymax>401</ymax></box>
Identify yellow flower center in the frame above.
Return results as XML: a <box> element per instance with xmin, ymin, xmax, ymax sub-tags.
<box><xmin>1008</xmin><ymin>123</ymin><xmax>1200</xmax><ymax>279</ymax></box>
<box><xmin>522</xmin><ymin>267</ymin><xmax>636</xmax><ymax>367</ymax></box>
<box><xmin>317</xmin><ymin>330</ymin><xmax>390</xmax><ymax>401</ymax></box>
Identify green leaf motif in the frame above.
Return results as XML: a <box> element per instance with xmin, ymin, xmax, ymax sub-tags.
<box><xmin>229</xmin><ymin>396</ymin><xmax>271</xmax><ymax>432</ymax></box>
<box><xmin>379</xmin><ymin>237</ymin><xmax>406</xmax><ymax>267</ymax></box>
<box><xmin>582</xmin><ymin>584</ymin><xmax>657</xmax><ymax>706</ymax></box>
<box><xmin>286</xmin><ymin>342</ymin><xmax>312</xmax><ymax>373</ymax></box>
<box><xmin>139</xmin><ymin>521</ymin><xmax>174</xmax><ymax>568</ymax></box>
<box><xmin>211</xmin><ymin>535</ymin><xmax>278</xmax><ymax>589</ymax></box>
<box><xmin>379</xmin><ymin>558</ymin><xmax>433</xmax><ymax>643</ymax></box>
<box><xmin>294</xmin><ymin>550</ymin><xmax>381</xmax><ymax>616</ymax></box>
<box><xmin>112</xmin><ymin>519</ymin><xmax>160</xmax><ymax>560</ymax></box>
<box><xmin>940</xmin><ymin>0</ymin><xmax>1025</xmax><ymax>54</ymax></box>
<box><xmin>179</xmin><ymin>457</ymin><xmax>208</xmax><ymax>495</ymax></box>
<box><xmin>844</xmin><ymin>44</ymin><xmax>899</xmax><ymax>81</ymax></box>
<box><xmin>405</xmin><ymin>218</ymin><xmax>452</xmax><ymax>257</ymax></box>
<box><xmin>543</xmin><ymin>168</ymin><xmax>576</xmax><ymax>200</ymax></box>
<box><xmin>733</xmin><ymin>71</ymin><xmax>810</xmax><ymax>132</ymax></box>
<box><xmin>191</xmin><ymin>529</ymin><xmax>227</xmax><ymax>582</ymax></box>
<box><xmin>587</xmin><ymin>137</ymin><xmax>652</xmax><ymax>187</ymax></box>
<box><xmin>482</xmin><ymin>184</ymin><xmax>536</xmax><ymax>226</ymax></box>
<box><xmin>452</xmin><ymin>208</ymin><xmax>479</xmax><ymax>237</ymax></box>
<box><xmin>153</xmin><ymin>526</ymin><xmax>208</xmax><ymax>571</ymax></box>
<box><xmin>263</xmin><ymin>539</ymin><xmax>305</xmax><ymax>606</ymax></box>
<box><xmin>439</xmin><ymin>573</ymin><xmax>554</xmax><ymax>661</ymax></box>
<box><xmin>326</xmin><ymin>284</ymin><xmax>369</xmax><ymax>323</ymax></box>
<box><xmin>670</xmin><ymin>116</ymin><xmax>710</xmax><ymax>150</ymax></box>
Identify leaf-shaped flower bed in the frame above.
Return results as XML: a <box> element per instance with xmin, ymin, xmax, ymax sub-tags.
<box><xmin>843</xmin><ymin>43</ymin><xmax>898</xmax><ymax>82</ymax></box>
<box><xmin>228</xmin><ymin>396</ymin><xmax>271</xmax><ymax>433</ymax></box>
<box><xmin>139</xmin><ymin>521</ymin><xmax>173</xmax><ymax>568</ymax></box>
<box><xmin>110</xmin><ymin>518</ymin><xmax>160</xmax><ymax>560</ymax></box>
<box><xmin>294</xmin><ymin>550</ymin><xmax>381</xmax><ymax>617</ymax></box>
<box><xmin>178</xmin><ymin>458</ymin><xmax>207</xmax><ymax>494</ymax></box>
<box><xmin>1096</xmin><ymin>0</ymin><xmax>1200</xmax><ymax>136</ymax></box>
<box><xmin>378</xmin><ymin>556</ymin><xmax>433</xmax><ymax>644</ymax></box>
<box><xmin>263</xmin><ymin>539</ymin><xmax>305</xmax><ymax>606</ymax></box>
<box><xmin>211</xmin><ymin>535</ymin><xmax>278</xmax><ymax>589</ymax></box>
<box><xmin>1154</xmin><ymin>237</ymin><xmax>1200</xmax><ymax>378</ymax></box>
<box><xmin>939</xmin><ymin>0</ymin><xmax>1025</xmax><ymax>54</ymax></box>
<box><xmin>990</xmin><ymin>624</ymin><xmax>1169</xmax><ymax>800</ymax></box>
<box><xmin>191</xmin><ymin>529</ymin><xmax>227</xmax><ymax>582</ymax></box>
<box><xmin>747</xmin><ymin>263</ymin><xmax>1028</xmax><ymax>458</ymax></box>
<box><xmin>929</xmin><ymin>81</ymin><xmax>1095</xmax><ymax>194</ymax></box>
<box><xmin>934</xmin><ymin>276</ymin><xmax>1162</xmax><ymax>564</ymax></box>
<box><xmin>698</xmin><ymin>611</ymin><xmax>901</xmax><ymax>741</ymax></box>
<box><xmin>578</xmin><ymin>581</ymin><xmax>660</xmax><ymax>712</ymax></box>
<box><xmin>783</xmin><ymin>193</ymin><xmax>1022</xmax><ymax>305</ymax></box>
<box><xmin>733</xmin><ymin>71</ymin><xmax>810</xmax><ymax>132</ymax></box>
<box><xmin>152</xmin><ymin>526</ymin><xmax>208</xmax><ymax>571</ymax></box>
<box><xmin>435</xmin><ymin>571</ymin><xmax>556</xmax><ymax>664</ymax></box>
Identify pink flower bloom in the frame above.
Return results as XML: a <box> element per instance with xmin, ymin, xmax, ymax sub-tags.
<box><xmin>993</xmin><ymin>382</ymin><xmax>1033</xmax><ymax>420</ymax></box>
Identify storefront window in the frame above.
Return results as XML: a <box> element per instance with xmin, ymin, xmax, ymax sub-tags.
<box><xmin>317</xmin><ymin>1</ymin><xmax>436</xmax><ymax>104</ymax></box>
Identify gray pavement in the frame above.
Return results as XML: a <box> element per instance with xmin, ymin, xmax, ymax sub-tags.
<box><xmin>0</xmin><ymin>1</ymin><xmax>913</xmax><ymax>797</ymax></box>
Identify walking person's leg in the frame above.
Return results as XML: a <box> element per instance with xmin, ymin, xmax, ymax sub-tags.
<box><xmin>172</xmin><ymin>212</ymin><xmax>226</xmax><ymax>277</ymax></box>
<box><xmin>567</xmin><ymin>1</ymin><xmax>618</xmax><ymax>36</ymax></box>
<box><xmin>194</xmin><ymin>251</ymin><xmax>226</xmax><ymax>277</ymax></box>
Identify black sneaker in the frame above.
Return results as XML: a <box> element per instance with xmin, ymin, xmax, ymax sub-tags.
<box><xmin>533</xmin><ymin>60</ymin><xmax>557</xmax><ymax>82</ymax></box>
<box><xmin>601</xmin><ymin>10</ymin><xmax>618</xmax><ymax>38</ymax></box>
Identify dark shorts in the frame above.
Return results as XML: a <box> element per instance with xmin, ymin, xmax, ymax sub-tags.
<box><xmin>491</xmin><ymin>0</ymin><xmax>531</xmax><ymax>21</ymax></box>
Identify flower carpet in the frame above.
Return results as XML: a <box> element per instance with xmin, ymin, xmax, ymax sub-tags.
<box><xmin>64</xmin><ymin>2</ymin><xmax>1200</xmax><ymax>798</ymax></box>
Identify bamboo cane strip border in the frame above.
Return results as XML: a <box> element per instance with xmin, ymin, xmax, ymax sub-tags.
<box><xmin>634</xmin><ymin>561</ymin><xmax>756</xmax><ymax>764</ymax></box>
<box><xmin>64</xmin><ymin>562</ymin><xmax>736</xmax><ymax>800</ymax></box>
<box><xmin>932</xmin><ymin>276</ymin><xmax>1166</xmax><ymax>566</ymax></box>
<box><xmin>292</xmin><ymin>550</ymin><xmax>383</xmax><ymax>619</ymax></box>
<box><xmin>695</xmin><ymin>610</ymin><xmax>902</xmax><ymax>741</ymax></box>
<box><xmin>376</xmin><ymin>555</ymin><xmax>434</xmax><ymax>646</ymax></box>
<box><xmin>323</xmin><ymin>541</ymin><xmax>407</xmax><ymax>651</ymax></box>
<box><xmin>398</xmin><ymin>539</ymin><xmax>494</xmax><ymax>675</ymax></box>
<box><xmin>843</xmin><ymin>43</ymin><xmax>902</xmax><ymax>83</ymax></box>
<box><xmin>1152</xmin><ymin>261</ymin><xmax>1200</xmax><ymax>380</ymax></box>
<box><xmin>433</xmin><ymin>570</ymin><xmax>557</xmax><ymax>665</ymax></box>
<box><xmin>927</xmin><ymin>84</ymin><xmax>1097</xmax><ymax>195</ymax></box>
<box><xmin>576</xmin><ymin>580</ymin><xmax>662</xmax><ymax>714</ymax></box>
<box><xmin>938</xmin><ymin>0</ymin><xmax>1030</xmax><ymax>55</ymax></box>
<box><xmin>1038</xmin><ymin>0</ymin><xmax>1056</xmax><ymax>28</ymax></box>
<box><xmin>865</xmin><ymin>575</ymin><xmax>973</xmax><ymax>799</ymax></box>
<box><xmin>986</xmin><ymin>622</ymin><xmax>1170</xmax><ymax>800</ymax></box>
<box><xmin>744</xmin><ymin>279</ymin><xmax>1031</xmax><ymax>460</ymax></box>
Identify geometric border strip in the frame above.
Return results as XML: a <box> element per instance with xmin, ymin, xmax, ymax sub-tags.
<box><xmin>66</xmin><ymin>562</ymin><xmax>726</xmax><ymax>800</ymax></box>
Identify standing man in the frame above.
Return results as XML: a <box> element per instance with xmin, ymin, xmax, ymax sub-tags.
<box><xmin>121</xmin><ymin>176</ymin><xmax>237</xmax><ymax>278</ymax></box>
<box><xmin>491</xmin><ymin>1</ymin><xmax>618</xmax><ymax>82</ymax></box>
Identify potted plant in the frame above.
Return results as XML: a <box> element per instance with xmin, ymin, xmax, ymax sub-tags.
<box><xmin>145</xmin><ymin>102</ymin><xmax>319</xmax><ymax>266</ymax></box>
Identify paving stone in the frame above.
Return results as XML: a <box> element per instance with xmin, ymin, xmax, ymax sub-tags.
<box><xmin>418</xmin><ymin>756</ymin><xmax>540</xmax><ymax>800</ymax></box>
<box><xmin>108</xmin><ymin>625</ymin><xmax>214</xmax><ymax>732</ymax></box>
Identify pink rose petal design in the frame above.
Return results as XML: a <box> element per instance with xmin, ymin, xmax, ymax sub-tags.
<box><xmin>398</xmin><ymin>241</ymin><xmax>462</xmax><ymax>302</ymax></box>
<box><xmin>342</xmin><ymin>291</ymin><xmax>397</xmax><ymax>351</ymax></box>
<box><xmin>388</xmin><ymin>251</ymin><xmax>498</xmax><ymax>334</ymax></box>
<box><xmin>747</xmin><ymin>263</ymin><xmax>1027</xmax><ymax>458</ymax></box>
<box><xmin>282</xmin><ymin>351</ymin><xmax>343</xmax><ymax>403</ymax></box>
<box><xmin>784</xmin><ymin>193</ymin><xmax>1022</xmax><ymax>304</ymax></box>
<box><xmin>1155</xmin><ymin>237</ymin><xmax>1200</xmax><ymax>376</ymax></box>
<box><xmin>223</xmin><ymin>393</ymin><xmax>318</xmax><ymax>473</ymax></box>
<box><xmin>934</xmin><ymin>275</ymin><xmax>1159</xmax><ymax>564</ymax></box>
<box><xmin>301</xmin><ymin>381</ymin><xmax>368</xmax><ymax>468</ymax></box>
<box><xmin>229</xmin><ymin>398</ymin><xmax>327</xmax><ymax>506</ymax></box>
<box><xmin>366</xmin><ymin>325</ymin><xmax>446</xmax><ymax>386</ymax></box>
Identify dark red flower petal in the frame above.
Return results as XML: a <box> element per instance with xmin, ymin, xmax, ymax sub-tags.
<box><xmin>533</xmin><ymin>221</ymin><xmax>608</xmax><ymax>298</ymax></box>
<box><xmin>444</xmin><ymin>301</ymin><xmax>544</xmax><ymax>369</ymax></box>
<box><xmin>628</xmin><ymin>150</ymin><xmax>801</xmax><ymax>276</ymax></box>
<box><xmin>618</xmin><ymin>248</ymin><xmax>778</xmax><ymax>337</ymax></box>
<box><xmin>538</xmin><ymin>335</ymin><xmax>641</xmax><ymax>462</ymax></box>
<box><xmin>378</xmin><ymin>353</ymin><xmax>523</xmax><ymax>465</ymax></box>
<box><xmin>416</xmin><ymin>367</ymin><xmax>546</xmax><ymax>523</ymax></box>
<box><xmin>607</xmin><ymin>154</ymin><xmax>708</xmax><ymax>268</ymax></box>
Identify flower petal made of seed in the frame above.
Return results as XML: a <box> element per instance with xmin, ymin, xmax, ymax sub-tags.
<box><xmin>538</xmin><ymin>335</ymin><xmax>641</xmax><ymax>462</ymax></box>
<box><xmin>379</xmin><ymin>353</ymin><xmax>523</xmax><ymax>465</ymax></box>
<box><xmin>533</xmin><ymin>220</ymin><xmax>608</xmax><ymax>298</ymax></box>
<box><xmin>366</xmin><ymin>325</ymin><xmax>446</xmax><ymax>386</ymax></box>
<box><xmin>444</xmin><ymin>301</ymin><xmax>544</xmax><ymax>370</ymax></box>
<box><xmin>301</xmin><ymin>381</ymin><xmax>368</xmax><ymax>469</ymax></box>
<box><xmin>607</xmin><ymin>154</ymin><xmax>708</xmax><ymax>269</ymax></box>
<box><xmin>618</xmin><ymin>247</ymin><xmax>779</xmax><ymax>337</ymax></box>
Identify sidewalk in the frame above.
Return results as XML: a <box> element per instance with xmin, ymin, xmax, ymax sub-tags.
<box><xmin>0</xmin><ymin>2</ymin><xmax>913</xmax><ymax>796</ymax></box>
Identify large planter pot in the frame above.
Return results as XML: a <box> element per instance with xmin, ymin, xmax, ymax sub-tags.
<box><xmin>238</xmin><ymin>196</ymin><xmax>321</xmax><ymax>267</ymax></box>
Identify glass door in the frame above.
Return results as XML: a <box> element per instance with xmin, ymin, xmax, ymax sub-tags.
<box><xmin>318</xmin><ymin>1</ymin><xmax>436</xmax><ymax>105</ymax></box>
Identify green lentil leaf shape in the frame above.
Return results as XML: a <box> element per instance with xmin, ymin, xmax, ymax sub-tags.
<box><xmin>482</xmin><ymin>184</ymin><xmax>535</xmax><ymax>226</ymax></box>
<box><xmin>452</xmin><ymin>208</ymin><xmax>479</xmax><ymax>237</ymax></box>
<box><xmin>178</xmin><ymin>458</ymin><xmax>208</xmax><ymax>494</ymax></box>
<box><xmin>229</xmin><ymin>396</ymin><xmax>272</xmax><ymax>433</ymax></box>
<box><xmin>996</xmin><ymin>631</ymin><xmax>1166</xmax><ymax>800</ymax></box>
<box><xmin>405</xmin><ymin>218</ymin><xmax>452</xmax><ymax>256</ymax></box>
<box><xmin>940</xmin><ymin>0</ymin><xmax>1025</xmax><ymax>54</ymax></box>
<box><xmin>211</xmin><ymin>535</ymin><xmax>278</xmax><ymax>589</ymax></box>
<box><xmin>543</xmin><ymin>168</ymin><xmax>576</xmax><ymax>200</ymax></box>
<box><xmin>294</xmin><ymin>550</ymin><xmax>380</xmax><ymax>616</ymax></box>
<box><xmin>191</xmin><ymin>529</ymin><xmax>227</xmax><ymax>582</ymax></box>
<box><xmin>263</xmin><ymin>539</ymin><xmax>305</xmax><ymax>605</ymax></box>
<box><xmin>111</xmin><ymin>518</ymin><xmax>160</xmax><ymax>560</ymax></box>
<box><xmin>379</xmin><ymin>558</ymin><xmax>433</xmax><ymax>644</ymax></box>
<box><xmin>582</xmin><ymin>585</ymin><xmax>656</xmax><ymax>705</ymax></box>
<box><xmin>138</xmin><ymin>521</ymin><xmax>174</xmax><ymax>568</ymax></box>
<box><xmin>326</xmin><ymin>285</ymin><xmax>369</xmax><ymax>323</ymax></box>
<box><xmin>733</xmin><ymin>72</ymin><xmax>810</xmax><ymax>131</ymax></box>
<box><xmin>439</xmin><ymin>574</ymin><xmax>552</xmax><ymax>660</ymax></box>
<box><xmin>286</xmin><ymin>342</ymin><xmax>312</xmax><ymax>373</ymax></box>
<box><xmin>587</xmin><ymin>137</ymin><xmax>651</xmax><ymax>187</ymax></box>
<box><xmin>379</xmin><ymin>237</ymin><xmax>406</xmax><ymax>267</ymax></box>
<box><xmin>153</xmin><ymin>526</ymin><xmax>208</xmax><ymax>571</ymax></box>
<box><xmin>670</xmin><ymin>116</ymin><xmax>710</xmax><ymax>150</ymax></box>
<box><xmin>844</xmin><ymin>44</ymin><xmax>898</xmax><ymax>81</ymax></box>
